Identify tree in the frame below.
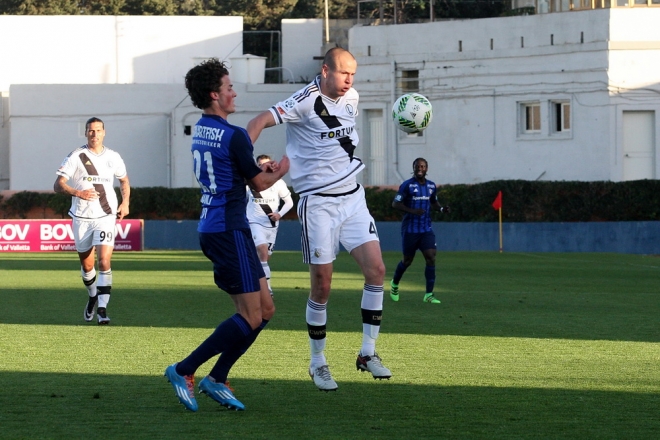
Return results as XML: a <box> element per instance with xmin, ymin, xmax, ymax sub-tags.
<box><xmin>0</xmin><ymin>0</ymin><xmax>508</xmax><ymax>27</ymax></box>
<box><xmin>1</xmin><ymin>0</ymin><xmax>82</xmax><ymax>14</ymax></box>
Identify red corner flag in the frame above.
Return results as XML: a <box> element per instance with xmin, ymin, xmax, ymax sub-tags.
<box><xmin>492</xmin><ymin>191</ymin><xmax>502</xmax><ymax>210</ymax></box>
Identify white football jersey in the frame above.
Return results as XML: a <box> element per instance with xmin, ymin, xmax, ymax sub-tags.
<box><xmin>246</xmin><ymin>179</ymin><xmax>293</xmax><ymax>228</ymax></box>
<box><xmin>268</xmin><ymin>76</ymin><xmax>364</xmax><ymax>196</ymax></box>
<box><xmin>56</xmin><ymin>145</ymin><xmax>127</xmax><ymax>219</ymax></box>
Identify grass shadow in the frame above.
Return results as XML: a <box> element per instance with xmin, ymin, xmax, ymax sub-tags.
<box><xmin>1</xmin><ymin>284</ymin><xmax>658</xmax><ymax>342</ymax></box>
<box><xmin>0</xmin><ymin>372</ymin><xmax>657</xmax><ymax>439</ymax></box>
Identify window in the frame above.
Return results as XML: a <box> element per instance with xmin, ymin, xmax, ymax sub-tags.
<box><xmin>396</xmin><ymin>69</ymin><xmax>423</xmax><ymax>138</ymax></box>
<box><xmin>521</xmin><ymin>102</ymin><xmax>541</xmax><ymax>133</ymax></box>
<box><xmin>517</xmin><ymin>99</ymin><xmax>572</xmax><ymax>139</ymax></box>
<box><xmin>552</xmin><ymin>101</ymin><xmax>571</xmax><ymax>133</ymax></box>
<box><xmin>398</xmin><ymin>70</ymin><xmax>419</xmax><ymax>93</ymax></box>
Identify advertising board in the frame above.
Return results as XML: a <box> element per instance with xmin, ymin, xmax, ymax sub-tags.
<box><xmin>0</xmin><ymin>219</ymin><xmax>143</xmax><ymax>252</ymax></box>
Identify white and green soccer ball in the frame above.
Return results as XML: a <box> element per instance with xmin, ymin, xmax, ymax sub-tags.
<box><xmin>392</xmin><ymin>93</ymin><xmax>433</xmax><ymax>133</ymax></box>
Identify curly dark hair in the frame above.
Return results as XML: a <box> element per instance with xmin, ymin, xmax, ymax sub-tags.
<box><xmin>185</xmin><ymin>58</ymin><xmax>229</xmax><ymax>110</ymax></box>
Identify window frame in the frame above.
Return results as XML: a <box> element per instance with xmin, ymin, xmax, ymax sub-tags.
<box><xmin>517</xmin><ymin>98</ymin><xmax>574</xmax><ymax>140</ymax></box>
<box><xmin>551</xmin><ymin>100</ymin><xmax>571</xmax><ymax>134</ymax></box>
<box><xmin>395</xmin><ymin>68</ymin><xmax>426</xmax><ymax>140</ymax></box>
<box><xmin>520</xmin><ymin>101</ymin><xmax>542</xmax><ymax>134</ymax></box>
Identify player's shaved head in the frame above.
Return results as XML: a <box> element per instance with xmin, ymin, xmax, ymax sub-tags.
<box><xmin>323</xmin><ymin>47</ymin><xmax>355</xmax><ymax>70</ymax></box>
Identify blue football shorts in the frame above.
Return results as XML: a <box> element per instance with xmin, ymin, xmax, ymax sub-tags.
<box><xmin>401</xmin><ymin>230</ymin><xmax>436</xmax><ymax>256</ymax></box>
<box><xmin>199</xmin><ymin>229</ymin><xmax>265</xmax><ymax>294</ymax></box>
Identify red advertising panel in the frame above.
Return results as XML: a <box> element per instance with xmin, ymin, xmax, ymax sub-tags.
<box><xmin>0</xmin><ymin>219</ymin><xmax>143</xmax><ymax>252</ymax></box>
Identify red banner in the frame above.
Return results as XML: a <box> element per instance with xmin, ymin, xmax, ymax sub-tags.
<box><xmin>0</xmin><ymin>219</ymin><xmax>143</xmax><ymax>252</ymax></box>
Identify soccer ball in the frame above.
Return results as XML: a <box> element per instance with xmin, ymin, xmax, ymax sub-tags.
<box><xmin>392</xmin><ymin>93</ymin><xmax>433</xmax><ymax>133</ymax></box>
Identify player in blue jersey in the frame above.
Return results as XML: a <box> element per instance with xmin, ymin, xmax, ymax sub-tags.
<box><xmin>390</xmin><ymin>158</ymin><xmax>449</xmax><ymax>304</ymax></box>
<box><xmin>164</xmin><ymin>58</ymin><xmax>289</xmax><ymax>412</ymax></box>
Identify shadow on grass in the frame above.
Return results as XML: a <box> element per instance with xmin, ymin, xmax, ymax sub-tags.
<box><xmin>1</xmin><ymin>285</ymin><xmax>658</xmax><ymax>343</ymax></box>
<box><xmin>0</xmin><ymin>251</ymin><xmax>213</xmax><ymax>272</ymax></box>
<box><xmin>1</xmin><ymin>251</ymin><xmax>658</xmax><ymax>342</ymax></box>
<box><xmin>0</xmin><ymin>372</ymin><xmax>657</xmax><ymax>439</ymax></box>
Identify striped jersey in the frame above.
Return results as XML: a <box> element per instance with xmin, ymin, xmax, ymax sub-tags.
<box><xmin>394</xmin><ymin>177</ymin><xmax>438</xmax><ymax>233</ymax></box>
<box><xmin>192</xmin><ymin>114</ymin><xmax>262</xmax><ymax>233</ymax></box>
<box><xmin>246</xmin><ymin>179</ymin><xmax>293</xmax><ymax>228</ymax></box>
<box><xmin>56</xmin><ymin>145</ymin><xmax>127</xmax><ymax>220</ymax></box>
<box><xmin>268</xmin><ymin>75</ymin><xmax>364</xmax><ymax>196</ymax></box>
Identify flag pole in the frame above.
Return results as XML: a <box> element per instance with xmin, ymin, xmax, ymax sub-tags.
<box><xmin>492</xmin><ymin>190</ymin><xmax>503</xmax><ymax>253</ymax></box>
<box><xmin>498</xmin><ymin>207</ymin><xmax>503</xmax><ymax>253</ymax></box>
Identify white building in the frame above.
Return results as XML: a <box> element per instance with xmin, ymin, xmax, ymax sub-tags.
<box><xmin>350</xmin><ymin>8</ymin><xmax>660</xmax><ymax>185</ymax></box>
<box><xmin>1</xmin><ymin>9</ymin><xmax>659</xmax><ymax>191</ymax></box>
<box><xmin>0</xmin><ymin>15</ymin><xmax>302</xmax><ymax>190</ymax></box>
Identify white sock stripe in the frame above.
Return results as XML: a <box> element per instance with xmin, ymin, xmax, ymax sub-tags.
<box><xmin>363</xmin><ymin>284</ymin><xmax>384</xmax><ymax>293</ymax></box>
<box><xmin>307</xmin><ymin>298</ymin><xmax>327</xmax><ymax>311</ymax></box>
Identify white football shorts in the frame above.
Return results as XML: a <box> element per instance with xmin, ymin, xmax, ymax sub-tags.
<box><xmin>297</xmin><ymin>184</ymin><xmax>379</xmax><ymax>265</ymax></box>
<box><xmin>72</xmin><ymin>216</ymin><xmax>116</xmax><ymax>252</ymax></box>
<box><xmin>249</xmin><ymin>222</ymin><xmax>278</xmax><ymax>255</ymax></box>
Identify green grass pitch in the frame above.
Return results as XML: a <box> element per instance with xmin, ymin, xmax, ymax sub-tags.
<box><xmin>0</xmin><ymin>250</ymin><xmax>659</xmax><ymax>439</ymax></box>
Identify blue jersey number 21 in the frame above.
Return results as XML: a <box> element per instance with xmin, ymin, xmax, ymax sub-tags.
<box><xmin>193</xmin><ymin>150</ymin><xmax>217</xmax><ymax>194</ymax></box>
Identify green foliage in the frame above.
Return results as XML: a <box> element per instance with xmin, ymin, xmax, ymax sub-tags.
<box><xmin>434</xmin><ymin>0</ymin><xmax>508</xmax><ymax>20</ymax></box>
<box><xmin>280</xmin><ymin>0</ymin><xmax>355</xmax><ymax>18</ymax></box>
<box><xmin>0</xmin><ymin>0</ymin><xmax>81</xmax><ymax>14</ymax></box>
<box><xmin>1</xmin><ymin>191</ymin><xmax>50</xmax><ymax>218</ymax></box>
<box><xmin>502</xmin><ymin>5</ymin><xmax>536</xmax><ymax>16</ymax></box>
<box><xmin>432</xmin><ymin>179</ymin><xmax>660</xmax><ymax>223</ymax></box>
<box><xmin>1</xmin><ymin>0</ymin><xmax>510</xmax><ymax>24</ymax></box>
<box><xmin>47</xmin><ymin>192</ymin><xmax>72</xmax><ymax>218</ymax></box>
<box><xmin>363</xmin><ymin>186</ymin><xmax>399</xmax><ymax>221</ymax></box>
<box><xmin>121</xmin><ymin>186</ymin><xmax>200</xmax><ymax>219</ymax></box>
<box><xmin>357</xmin><ymin>0</ymin><xmax>508</xmax><ymax>22</ymax></box>
<box><xmin>2</xmin><ymin>180</ymin><xmax>659</xmax><ymax>221</ymax></box>
<box><xmin>369</xmin><ymin>179</ymin><xmax>660</xmax><ymax>223</ymax></box>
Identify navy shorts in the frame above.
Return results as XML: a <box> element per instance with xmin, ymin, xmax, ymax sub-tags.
<box><xmin>401</xmin><ymin>230</ymin><xmax>436</xmax><ymax>257</ymax></box>
<box><xmin>199</xmin><ymin>229</ymin><xmax>265</xmax><ymax>294</ymax></box>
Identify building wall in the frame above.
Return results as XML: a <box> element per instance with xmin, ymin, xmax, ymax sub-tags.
<box><xmin>8</xmin><ymin>83</ymin><xmax>297</xmax><ymax>191</ymax></box>
<box><xmin>349</xmin><ymin>9</ymin><xmax>660</xmax><ymax>185</ymax></box>
<box><xmin>282</xmin><ymin>19</ymin><xmax>324</xmax><ymax>83</ymax></box>
<box><xmin>0</xmin><ymin>15</ymin><xmax>244</xmax><ymax>93</ymax></box>
<box><xmin>0</xmin><ymin>15</ymin><xmax>246</xmax><ymax>190</ymax></box>
<box><xmin>3</xmin><ymin>11</ymin><xmax>660</xmax><ymax>191</ymax></box>
<box><xmin>0</xmin><ymin>92</ymin><xmax>8</xmax><ymax>190</ymax></box>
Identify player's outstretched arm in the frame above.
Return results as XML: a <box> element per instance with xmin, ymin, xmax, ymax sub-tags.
<box><xmin>247</xmin><ymin>111</ymin><xmax>276</xmax><ymax>144</ymax></box>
